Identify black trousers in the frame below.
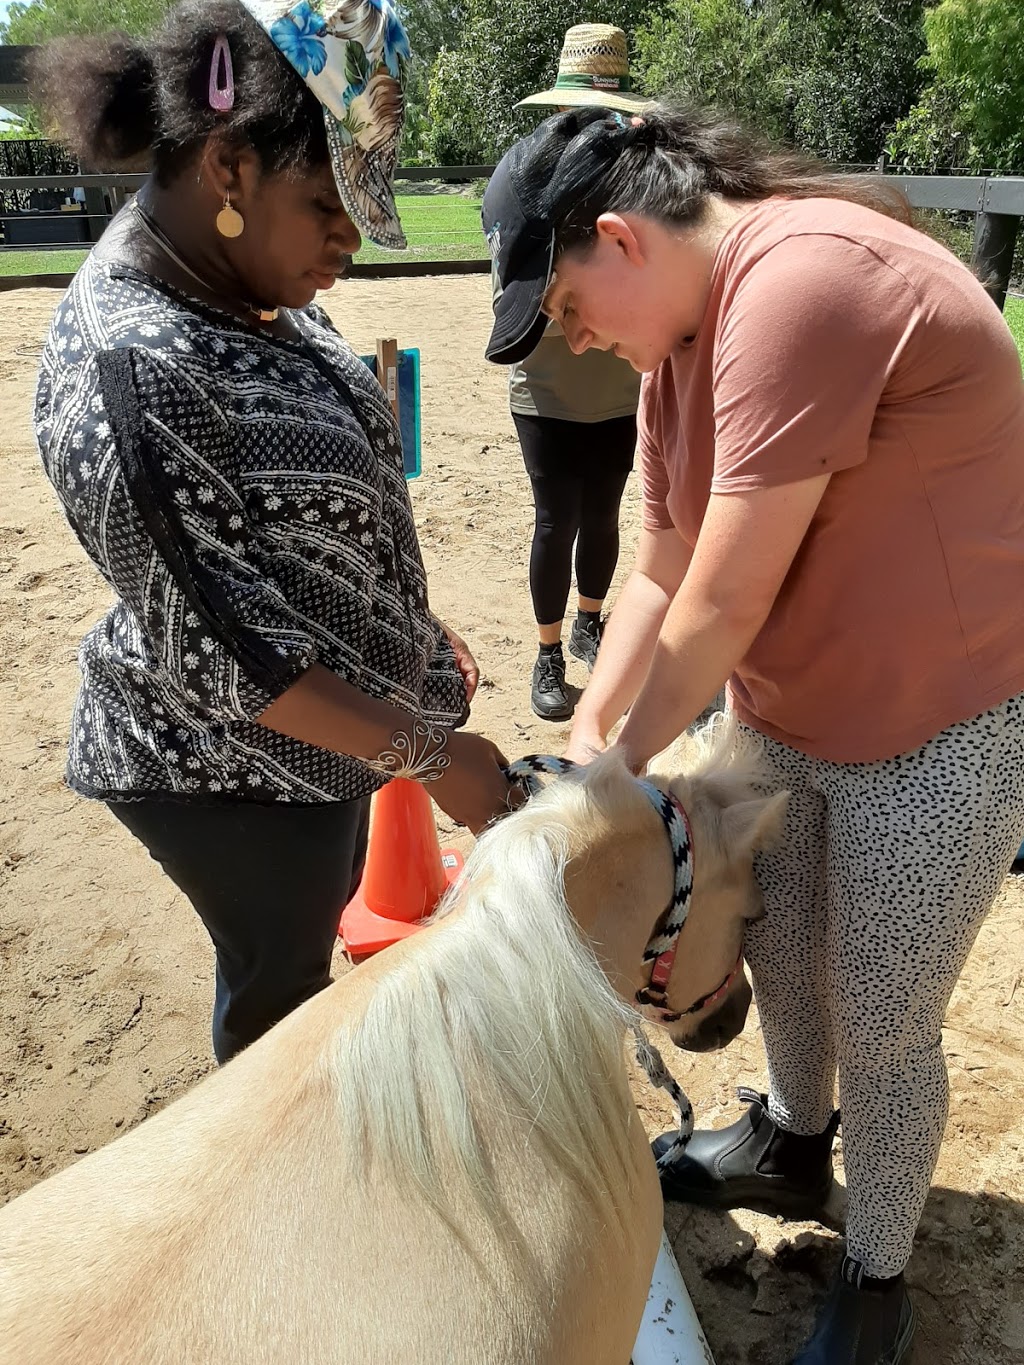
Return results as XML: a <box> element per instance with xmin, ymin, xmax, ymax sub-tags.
<box><xmin>108</xmin><ymin>796</ymin><xmax>371</xmax><ymax>1063</ymax></box>
<box><xmin>513</xmin><ymin>413</ymin><xmax>635</xmax><ymax>625</ymax></box>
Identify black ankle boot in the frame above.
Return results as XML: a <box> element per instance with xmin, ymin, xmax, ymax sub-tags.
<box><xmin>653</xmin><ymin>1085</ymin><xmax>840</xmax><ymax>1217</ymax></box>
<box><xmin>791</xmin><ymin>1256</ymin><xmax>915</xmax><ymax>1364</ymax></box>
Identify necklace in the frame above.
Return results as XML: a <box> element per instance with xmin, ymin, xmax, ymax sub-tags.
<box><xmin>131</xmin><ymin>199</ymin><xmax>280</xmax><ymax>324</ymax></box>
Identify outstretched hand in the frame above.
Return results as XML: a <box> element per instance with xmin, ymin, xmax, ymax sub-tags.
<box><xmin>430</xmin><ymin>731</ymin><xmax>522</xmax><ymax>833</ymax></box>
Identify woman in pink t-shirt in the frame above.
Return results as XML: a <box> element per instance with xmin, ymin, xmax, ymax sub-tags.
<box><xmin>484</xmin><ymin>106</ymin><xmax>1024</xmax><ymax>1365</ymax></box>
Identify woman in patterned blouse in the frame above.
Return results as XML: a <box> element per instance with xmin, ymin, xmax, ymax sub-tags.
<box><xmin>31</xmin><ymin>0</ymin><xmax>514</xmax><ymax>1061</ymax></box>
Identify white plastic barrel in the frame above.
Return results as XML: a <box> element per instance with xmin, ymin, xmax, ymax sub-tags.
<box><xmin>631</xmin><ymin>1229</ymin><xmax>716</xmax><ymax>1365</ymax></box>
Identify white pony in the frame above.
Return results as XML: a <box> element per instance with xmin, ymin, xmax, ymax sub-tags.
<box><xmin>0</xmin><ymin>720</ymin><xmax>785</xmax><ymax>1365</ymax></box>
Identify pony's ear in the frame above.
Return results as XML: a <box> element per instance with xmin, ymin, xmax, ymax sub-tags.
<box><xmin>719</xmin><ymin>791</ymin><xmax>789</xmax><ymax>856</ymax></box>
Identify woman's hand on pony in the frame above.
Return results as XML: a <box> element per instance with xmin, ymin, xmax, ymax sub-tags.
<box><xmin>430</xmin><ymin>731</ymin><xmax>522</xmax><ymax>833</ymax></box>
<box><xmin>565</xmin><ymin>724</ymin><xmax>650</xmax><ymax>775</ymax></box>
<box><xmin>563</xmin><ymin>726</ymin><xmax>608</xmax><ymax>767</ymax></box>
<box><xmin>610</xmin><ymin>739</ymin><xmax>649</xmax><ymax>776</ymax></box>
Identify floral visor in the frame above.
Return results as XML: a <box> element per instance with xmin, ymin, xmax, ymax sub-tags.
<box><xmin>241</xmin><ymin>0</ymin><xmax>410</xmax><ymax>249</ymax></box>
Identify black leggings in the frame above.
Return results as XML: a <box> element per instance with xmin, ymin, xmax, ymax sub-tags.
<box><xmin>513</xmin><ymin>413</ymin><xmax>636</xmax><ymax>626</ymax></box>
<box><xmin>108</xmin><ymin>795</ymin><xmax>371</xmax><ymax>1063</ymax></box>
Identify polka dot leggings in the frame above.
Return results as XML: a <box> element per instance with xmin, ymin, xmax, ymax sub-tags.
<box><xmin>740</xmin><ymin>692</ymin><xmax>1024</xmax><ymax>1278</ymax></box>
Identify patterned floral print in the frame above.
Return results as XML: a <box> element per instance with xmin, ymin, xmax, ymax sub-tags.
<box><xmin>327</xmin><ymin>0</ymin><xmax>410</xmax><ymax>80</ymax></box>
<box><xmin>241</xmin><ymin>0</ymin><xmax>409</xmax><ymax>247</ymax></box>
<box><xmin>34</xmin><ymin>252</ymin><xmax>467</xmax><ymax>805</ymax></box>
<box><xmin>269</xmin><ymin>2</ymin><xmax>329</xmax><ymax>78</ymax></box>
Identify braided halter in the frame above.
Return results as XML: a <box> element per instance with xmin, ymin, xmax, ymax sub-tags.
<box><xmin>505</xmin><ymin>754</ymin><xmax>700</xmax><ymax>1163</ymax></box>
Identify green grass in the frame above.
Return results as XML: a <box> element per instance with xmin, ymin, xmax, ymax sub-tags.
<box><xmin>1004</xmin><ymin>295</ymin><xmax>1024</xmax><ymax>358</ymax></box>
<box><xmin>0</xmin><ymin>247</ymin><xmax>89</xmax><ymax>277</ymax></box>
<box><xmin>348</xmin><ymin>191</ymin><xmax>488</xmax><ymax>265</ymax></box>
<box><xmin>0</xmin><ymin>193</ymin><xmax>486</xmax><ymax>277</ymax></box>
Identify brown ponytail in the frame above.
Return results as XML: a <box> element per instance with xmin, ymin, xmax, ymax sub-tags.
<box><xmin>555</xmin><ymin>102</ymin><xmax>913</xmax><ymax>256</ymax></box>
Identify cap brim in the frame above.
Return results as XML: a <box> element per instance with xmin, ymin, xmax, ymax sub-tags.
<box><xmin>324</xmin><ymin>112</ymin><xmax>407</xmax><ymax>251</ymax></box>
<box><xmin>516</xmin><ymin>88</ymin><xmax>652</xmax><ymax>112</ymax></box>
<box><xmin>485</xmin><ymin>236</ymin><xmax>555</xmax><ymax>365</ymax></box>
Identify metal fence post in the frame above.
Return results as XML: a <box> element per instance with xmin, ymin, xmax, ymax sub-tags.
<box><xmin>972</xmin><ymin>183</ymin><xmax>1021</xmax><ymax>311</ymax></box>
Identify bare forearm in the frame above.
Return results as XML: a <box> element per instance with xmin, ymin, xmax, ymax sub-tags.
<box><xmin>614</xmin><ymin>477</ymin><xmax>831</xmax><ymax>769</ymax></box>
<box><xmin>256</xmin><ymin>662</ymin><xmax>439</xmax><ymax>761</ymax></box>
<box><xmin>571</xmin><ymin>568</ymin><xmax>673</xmax><ymax>741</ymax></box>
<box><xmin>616</xmin><ymin>589</ymin><xmax>762</xmax><ymax>768</ymax></box>
<box><xmin>256</xmin><ymin>662</ymin><xmax>514</xmax><ymax>833</ymax></box>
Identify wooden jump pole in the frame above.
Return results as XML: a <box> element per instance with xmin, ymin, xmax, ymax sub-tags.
<box><xmin>376</xmin><ymin>337</ymin><xmax>400</xmax><ymax>423</ymax></box>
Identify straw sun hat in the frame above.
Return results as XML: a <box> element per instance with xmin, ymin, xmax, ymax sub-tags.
<box><xmin>516</xmin><ymin>23</ymin><xmax>650</xmax><ymax>113</ymax></box>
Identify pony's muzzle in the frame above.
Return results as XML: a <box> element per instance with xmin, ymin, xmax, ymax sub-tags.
<box><xmin>674</xmin><ymin>973</ymin><xmax>753</xmax><ymax>1053</ymax></box>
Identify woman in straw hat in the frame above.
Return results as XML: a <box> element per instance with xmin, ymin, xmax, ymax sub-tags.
<box><xmin>495</xmin><ymin>24</ymin><xmax>646</xmax><ymax>722</ymax></box>
<box><xmin>29</xmin><ymin>0</ymin><xmax>515</xmax><ymax>1063</ymax></box>
<box><xmin>483</xmin><ymin>103</ymin><xmax>1024</xmax><ymax>1363</ymax></box>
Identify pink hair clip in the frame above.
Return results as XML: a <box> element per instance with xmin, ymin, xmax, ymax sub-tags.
<box><xmin>209</xmin><ymin>34</ymin><xmax>235</xmax><ymax>114</ymax></box>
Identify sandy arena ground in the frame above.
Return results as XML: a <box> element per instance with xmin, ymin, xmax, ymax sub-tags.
<box><xmin>1</xmin><ymin>275</ymin><xmax>1023</xmax><ymax>1363</ymax></box>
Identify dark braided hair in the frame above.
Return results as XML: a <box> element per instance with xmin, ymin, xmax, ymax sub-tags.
<box><xmin>553</xmin><ymin>104</ymin><xmax>914</xmax><ymax>257</ymax></box>
<box><xmin>30</xmin><ymin>0</ymin><xmax>328</xmax><ymax>184</ymax></box>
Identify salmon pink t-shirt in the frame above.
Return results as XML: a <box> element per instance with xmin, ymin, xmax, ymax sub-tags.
<box><xmin>639</xmin><ymin>197</ymin><xmax>1024</xmax><ymax>762</ymax></box>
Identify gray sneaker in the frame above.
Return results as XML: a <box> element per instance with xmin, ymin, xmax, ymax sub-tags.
<box><xmin>531</xmin><ymin>644</ymin><xmax>573</xmax><ymax>721</ymax></box>
<box><xmin>568</xmin><ymin>614</ymin><xmax>603</xmax><ymax>672</ymax></box>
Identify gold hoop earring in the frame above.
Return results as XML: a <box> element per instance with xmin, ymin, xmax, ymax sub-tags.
<box><xmin>216</xmin><ymin>194</ymin><xmax>245</xmax><ymax>239</ymax></box>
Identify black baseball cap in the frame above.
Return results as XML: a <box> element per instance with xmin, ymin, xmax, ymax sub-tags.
<box><xmin>483</xmin><ymin>107</ymin><xmax>633</xmax><ymax>365</ymax></box>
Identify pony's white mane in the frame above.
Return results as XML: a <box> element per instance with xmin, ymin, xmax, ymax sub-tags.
<box><xmin>329</xmin><ymin>756</ymin><xmax>646</xmax><ymax>1245</ymax></box>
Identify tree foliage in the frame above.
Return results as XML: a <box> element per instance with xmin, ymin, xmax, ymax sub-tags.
<box><xmin>6</xmin><ymin>0</ymin><xmax>1020</xmax><ymax>174</ymax></box>
<box><xmin>1</xmin><ymin>0</ymin><xmax>171</xmax><ymax>43</ymax></box>
<box><xmin>781</xmin><ymin>1</ymin><xmax>928</xmax><ymax>163</ymax></box>
<box><xmin>636</xmin><ymin>0</ymin><xmax>790</xmax><ymax>140</ymax></box>
<box><xmin>888</xmin><ymin>0</ymin><xmax>1024</xmax><ymax>172</ymax></box>
<box><xmin>396</xmin><ymin>0</ymin><xmax>472</xmax><ymax>164</ymax></box>
<box><xmin>425</xmin><ymin>0</ymin><xmax>931</xmax><ymax>166</ymax></box>
<box><xmin>425</xmin><ymin>0</ymin><xmax>657</xmax><ymax>165</ymax></box>
<box><xmin>398</xmin><ymin>0</ymin><xmax>469</xmax><ymax>61</ymax></box>
<box><xmin>636</xmin><ymin>0</ymin><xmax>928</xmax><ymax>165</ymax></box>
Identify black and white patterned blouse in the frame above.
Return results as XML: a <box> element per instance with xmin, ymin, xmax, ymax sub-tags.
<box><xmin>34</xmin><ymin>253</ymin><xmax>467</xmax><ymax>804</ymax></box>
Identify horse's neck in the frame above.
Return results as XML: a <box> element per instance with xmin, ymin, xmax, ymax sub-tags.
<box><xmin>563</xmin><ymin>812</ymin><xmax>670</xmax><ymax>1002</ymax></box>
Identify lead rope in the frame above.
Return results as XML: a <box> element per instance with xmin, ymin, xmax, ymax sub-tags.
<box><xmin>505</xmin><ymin>755</ymin><xmax>695</xmax><ymax>1165</ymax></box>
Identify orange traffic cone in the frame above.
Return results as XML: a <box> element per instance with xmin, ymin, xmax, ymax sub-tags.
<box><xmin>339</xmin><ymin>777</ymin><xmax>463</xmax><ymax>959</ymax></box>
